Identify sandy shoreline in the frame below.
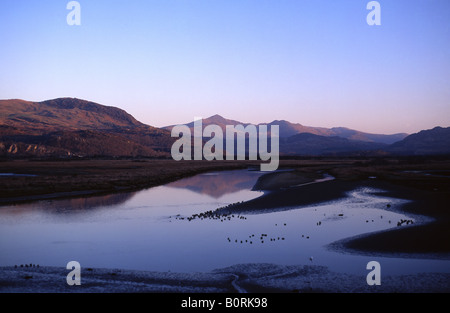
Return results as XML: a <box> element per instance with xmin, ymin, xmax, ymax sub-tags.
<box><xmin>1</xmin><ymin>263</ymin><xmax>449</xmax><ymax>293</ymax></box>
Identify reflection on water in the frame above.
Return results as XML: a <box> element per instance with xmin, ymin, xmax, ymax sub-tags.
<box><xmin>0</xmin><ymin>169</ymin><xmax>449</xmax><ymax>276</ymax></box>
<box><xmin>166</xmin><ymin>170</ymin><xmax>263</xmax><ymax>198</ymax></box>
<box><xmin>0</xmin><ymin>192</ymin><xmax>136</xmax><ymax>216</ymax></box>
<box><xmin>0</xmin><ymin>173</ymin><xmax>38</xmax><ymax>177</ymax></box>
<box><xmin>402</xmin><ymin>170</ymin><xmax>450</xmax><ymax>178</ymax></box>
<box><xmin>290</xmin><ymin>173</ymin><xmax>335</xmax><ymax>187</ymax></box>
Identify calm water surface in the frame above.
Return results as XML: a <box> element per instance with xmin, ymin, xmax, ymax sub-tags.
<box><xmin>1</xmin><ymin>169</ymin><xmax>449</xmax><ymax>276</ymax></box>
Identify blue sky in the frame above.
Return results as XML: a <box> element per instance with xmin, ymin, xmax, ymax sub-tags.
<box><xmin>0</xmin><ymin>0</ymin><xmax>449</xmax><ymax>134</ymax></box>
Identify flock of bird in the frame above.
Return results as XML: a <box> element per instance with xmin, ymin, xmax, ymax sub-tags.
<box><xmin>172</xmin><ymin>211</ymin><xmax>247</xmax><ymax>222</ymax></box>
<box><xmin>171</xmin><ymin>202</ymin><xmax>248</xmax><ymax>222</ymax></box>
<box><xmin>11</xmin><ymin>203</ymin><xmax>415</xmax><ymax>271</ymax></box>
<box><xmin>397</xmin><ymin>219</ymin><xmax>414</xmax><ymax>226</ymax></box>
<box><xmin>227</xmin><ymin>233</ymin><xmax>288</xmax><ymax>245</ymax></box>
<box><xmin>14</xmin><ymin>264</ymin><xmax>39</xmax><ymax>269</ymax></box>
<box><xmin>173</xmin><ymin>202</ymin><xmax>415</xmax><ymax>251</ymax></box>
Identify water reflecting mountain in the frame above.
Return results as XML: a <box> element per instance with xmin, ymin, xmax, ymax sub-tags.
<box><xmin>166</xmin><ymin>170</ymin><xmax>264</xmax><ymax>198</ymax></box>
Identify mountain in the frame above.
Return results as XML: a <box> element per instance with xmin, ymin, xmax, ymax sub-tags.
<box><xmin>1</xmin><ymin>99</ymin><xmax>447</xmax><ymax>158</ymax></box>
<box><xmin>279</xmin><ymin>133</ymin><xmax>388</xmax><ymax>156</ymax></box>
<box><xmin>0</xmin><ymin>98</ymin><xmax>143</xmax><ymax>131</ymax></box>
<box><xmin>164</xmin><ymin>115</ymin><xmax>450</xmax><ymax>157</ymax></box>
<box><xmin>326</xmin><ymin>127</ymin><xmax>408</xmax><ymax>145</ymax></box>
<box><xmin>164</xmin><ymin>114</ymin><xmax>247</xmax><ymax>133</ymax></box>
<box><xmin>266</xmin><ymin>120</ymin><xmax>332</xmax><ymax>138</ymax></box>
<box><xmin>388</xmin><ymin>127</ymin><xmax>450</xmax><ymax>155</ymax></box>
<box><xmin>0</xmin><ymin>98</ymin><xmax>174</xmax><ymax>157</ymax></box>
<box><xmin>165</xmin><ymin>115</ymin><xmax>408</xmax><ymax>144</ymax></box>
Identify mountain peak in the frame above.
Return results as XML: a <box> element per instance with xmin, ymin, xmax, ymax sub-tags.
<box><xmin>209</xmin><ymin>114</ymin><xmax>224</xmax><ymax>119</ymax></box>
<box><xmin>269</xmin><ymin>119</ymin><xmax>302</xmax><ymax>126</ymax></box>
<box><xmin>204</xmin><ymin>114</ymin><xmax>229</xmax><ymax>123</ymax></box>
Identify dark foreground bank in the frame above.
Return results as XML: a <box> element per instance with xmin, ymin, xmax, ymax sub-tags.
<box><xmin>1</xmin><ymin>263</ymin><xmax>449</xmax><ymax>293</ymax></box>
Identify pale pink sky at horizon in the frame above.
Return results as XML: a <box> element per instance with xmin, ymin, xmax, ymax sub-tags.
<box><xmin>1</xmin><ymin>1</ymin><xmax>449</xmax><ymax>135</ymax></box>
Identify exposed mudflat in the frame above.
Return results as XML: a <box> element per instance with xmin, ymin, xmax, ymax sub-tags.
<box><xmin>1</xmin><ymin>263</ymin><xmax>449</xmax><ymax>293</ymax></box>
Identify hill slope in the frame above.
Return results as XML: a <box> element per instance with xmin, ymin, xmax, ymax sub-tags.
<box><xmin>280</xmin><ymin>133</ymin><xmax>387</xmax><ymax>156</ymax></box>
<box><xmin>388</xmin><ymin>127</ymin><xmax>450</xmax><ymax>155</ymax></box>
<box><xmin>0</xmin><ymin>98</ymin><xmax>146</xmax><ymax>131</ymax></box>
<box><xmin>0</xmin><ymin>98</ymin><xmax>173</xmax><ymax>157</ymax></box>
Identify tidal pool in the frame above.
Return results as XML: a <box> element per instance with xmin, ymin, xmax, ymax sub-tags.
<box><xmin>0</xmin><ymin>169</ymin><xmax>449</xmax><ymax>276</ymax></box>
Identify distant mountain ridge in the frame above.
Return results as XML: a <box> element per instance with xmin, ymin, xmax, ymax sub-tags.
<box><xmin>0</xmin><ymin>98</ymin><xmax>448</xmax><ymax>158</ymax></box>
<box><xmin>279</xmin><ymin>133</ymin><xmax>388</xmax><ymax>156</ymax></box>
<box><xmin>164</xmin><ymin>116</ymin><xmax>408</xmax><ymax>144</ymax></box>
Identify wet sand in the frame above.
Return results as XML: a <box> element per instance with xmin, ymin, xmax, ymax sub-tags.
<box><xmin>1</xmin><ymin>263</ymin><xmax>449</xmax><ymax>293</ymax></box>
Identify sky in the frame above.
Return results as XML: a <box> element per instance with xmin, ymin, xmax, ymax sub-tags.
<box><xmin>0</xmin><ymin>0</ymin><xmax>449</xmax><ymax>134</ymax></box>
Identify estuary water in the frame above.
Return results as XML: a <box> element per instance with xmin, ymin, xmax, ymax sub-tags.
<box><xmin>0</xmin><ymin>169</ymin><xmax>449</xmax><ymax>276</ymax></box>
